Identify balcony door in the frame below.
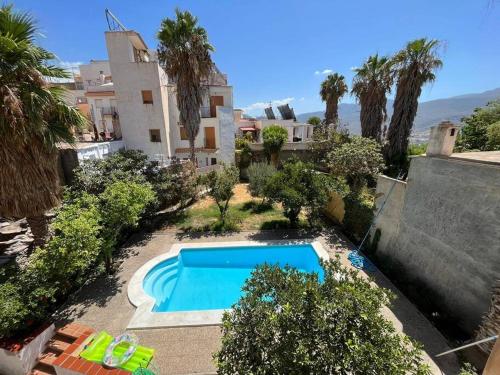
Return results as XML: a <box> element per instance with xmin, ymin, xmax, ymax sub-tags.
<box><xmin>204</xmin><ymin>127</ymin><xmax>216</xmax><ymax>149</ymax></box>
<box><xmin>210</xmin><ymin>96</ymin><xmax>224</xmax><ymax>117</ymax></box>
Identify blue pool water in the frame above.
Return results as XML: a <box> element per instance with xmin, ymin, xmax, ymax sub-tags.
<box><xmin>143</xmin><ymin>244</ymin><xmax>324</xmax><ymax>312</ymax></box>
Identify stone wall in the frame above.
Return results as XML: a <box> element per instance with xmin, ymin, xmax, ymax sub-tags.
<box><xmin>372</xmin><ymin>156</ymin><xmax>500</xmax><ymax>334</ymax></box>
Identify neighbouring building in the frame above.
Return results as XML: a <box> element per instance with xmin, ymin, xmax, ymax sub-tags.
<box><xmin>79</xmin><ymin>60</ymin><xmax>121</xmax><ymax>141</ymax></box>
<box><xmin>234</xmin><ymin>108</ymin><xmax>314</xmax><ymax>160</ymax></box>
<box><xmin>83</xmin><ymin>29</ymin><xmax>235</xmax><ymax>167</ymax></box>
<box><xmin>371</xmin><ymin>121</ymin><xmax>500</xmax><ymax>337</ymax></box>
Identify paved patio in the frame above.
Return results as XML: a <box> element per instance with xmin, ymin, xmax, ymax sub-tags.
<box><xmin>55</xmin><ymin>228</ymin><xmax>460</xmax><ymax>374</ymax></box>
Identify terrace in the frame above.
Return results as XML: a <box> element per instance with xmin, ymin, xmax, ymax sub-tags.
<box><xmin>49</xmin><ymin>185</ymin><xmax>460</xmax><ymax>374</ymax></box>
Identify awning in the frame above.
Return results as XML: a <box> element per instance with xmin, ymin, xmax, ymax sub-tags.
<box><xmin>239</xmin><ymin>127</ymin><xmax>256</xmax><ymax>131</ymax></box>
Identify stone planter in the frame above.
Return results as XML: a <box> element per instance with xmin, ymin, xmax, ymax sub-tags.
<box><xmin>0</xmin><ymin>323</ymin><xmax>55</xmax><ymax>375</ymax></box>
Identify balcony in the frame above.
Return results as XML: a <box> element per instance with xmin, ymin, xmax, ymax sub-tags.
<box><xmin>100</xmin><ymin>106</ymin><xmax>118</xmax><ymax>117</ymax></box>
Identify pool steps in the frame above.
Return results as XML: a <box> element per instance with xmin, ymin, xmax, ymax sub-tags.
<box><xmin>145</xmin><ymin>259</ymin><xmax>180</xmax><ymax>310</ymax></box>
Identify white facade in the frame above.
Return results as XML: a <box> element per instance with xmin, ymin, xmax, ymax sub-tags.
<box><xmin>91</xmin><ymin>30</ymin><xmax>236</xmax><ymax>167</ymax></box>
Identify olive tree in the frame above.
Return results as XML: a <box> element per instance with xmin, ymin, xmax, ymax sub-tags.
<box><xmin>247</xmin><ymin>162</ymin><xmax>276</xmax><ymax>202</ymax></box>
<box><xmin>328</xmin><ymin>136</ymin><xmax>384</xmax><ymax>195</ymax></box>
<box><xmin>203</xmin><ymin>164</ymin><xmax>239</xmax><ymax>225</ymax></box>
<box><xmin>215</xmin><ymin>258</ymin><xmax>431</xmax><ymax>375</ymax></box>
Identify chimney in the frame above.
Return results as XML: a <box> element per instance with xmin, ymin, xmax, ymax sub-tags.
<box><xmin>426</xmin><ymin>120</ymin><xmax>459</xmax><ymax>157</ymax></box>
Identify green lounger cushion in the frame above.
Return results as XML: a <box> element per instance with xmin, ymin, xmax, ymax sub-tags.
<box><xmin>80</xmin><ymin>331</ymin><xmax>155</xmax><ymax>372</ymax></box>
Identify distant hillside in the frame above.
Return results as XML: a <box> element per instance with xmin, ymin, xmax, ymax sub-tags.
<box><xmin>296</xmin><ymin>88</ymin><xmax>500</xmax><ymax>135</ymax></box>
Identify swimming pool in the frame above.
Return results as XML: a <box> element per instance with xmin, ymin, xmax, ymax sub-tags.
<box><xmin>127</xmin><ymin>241</ymin><xmax>329</xmax><ymax>328</ymax></box>
<box><xmin>144</xmin><ymin>244</ymin><xmax>324</xmax><ymax>312</ymax></box>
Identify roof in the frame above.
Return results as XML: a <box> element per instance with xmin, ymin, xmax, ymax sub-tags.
<box><xmin>449</xmin><ymin>151</ymin><xmax>500</xmax><ymax>166</ymax></box>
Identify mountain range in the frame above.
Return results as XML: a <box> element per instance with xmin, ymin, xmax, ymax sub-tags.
<box><xmin>296</xmin><ymin>88</ymin><xmax>500</xmax><ymax>136</ymax></box>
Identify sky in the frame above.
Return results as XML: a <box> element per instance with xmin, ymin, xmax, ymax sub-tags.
<box><xmin>13</xmin><ymin>0</ymin><xmax>500</xmax><ymax>117</ymax></box>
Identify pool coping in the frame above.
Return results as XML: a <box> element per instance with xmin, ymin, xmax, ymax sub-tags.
<box><xmin>126</xmin><ymin>240</ymin><xmax>329</xmax><ymax>329</ymax></box>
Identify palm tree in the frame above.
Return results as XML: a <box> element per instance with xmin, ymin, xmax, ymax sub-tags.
<box><xmin>0</xmin><ymin>5</ymin><xmax>87</xmax><ymax>246</ymax></box>
<box><xmin>385</xmin><ymin>38</ymin><xmax>442</xmax><ymax>165</ymax></box>
<box><xmin>320</xmin><ymin>73</ymin><xmax>348</xmax><ymax>126</ymax></box>
<box><xmin>351</xmin><ymin>54</ymin><xmax>393</xmax><ymax>143</ymax></box>
<box><xmin>157</xmin><ymin>9</ymin><xmax>214</xmax><ymax>162</ymax></box>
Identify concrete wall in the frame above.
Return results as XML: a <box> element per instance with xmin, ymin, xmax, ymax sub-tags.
<box><xmin>0</xmin><ymin>324</ymin><xmax>55</xmax><ymax>375</ymax></box>
<box><xmin>372</xmin><ymin>156</ymin><xmax>500</xmax><ymax>334</ymax></box>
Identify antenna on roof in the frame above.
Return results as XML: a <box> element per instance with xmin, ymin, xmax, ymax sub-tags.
<box><xmin>105</xmin><ymin>9</ymin><xmax>127</xmax><ymax>31</ymax></box>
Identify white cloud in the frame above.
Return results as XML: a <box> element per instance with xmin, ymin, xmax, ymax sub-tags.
<box><xmin>242</xmin><ymin>97</ymin><xmax>295</xmax><ymax>113</ymax></box>
<box><xmin>57</xmin><ymin>60</ymin><xmax>83</xmax><ymax>69</ymax></box>
<box><xmin>298</xmin><ymin>97</ymin><xmax>305</xmax><ymax>101</ymax></box>
<box><xmin>314</xmin><ymin>69</ymin><xmax>333</xmax><ymax>75</ymax></box>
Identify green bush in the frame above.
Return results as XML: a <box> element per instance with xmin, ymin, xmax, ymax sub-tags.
<box><xmin>328</xmin><ymin>136</ymin><xmax>384</xmax><ymax>195</ymax></box>
<box><xmin>0</xmin><ymin>282</ymin><xmax>31</xmax><ymax>338</ymax></box>
<box><xmin>71</xmin><ymin>149</ymin><xmax>198</xmax><ymax>210</ymax></box>
<box><xmin>456</xmin><ymin>100</ymin><xmax>500</xmax><ymax>151</ymax></box>
<box><xmin>262</xmin><ymin>125</ymin><xmax>288</xmax><ymax>165</ymax></box>
<box><xmin>100</xmin><ymin>181</ymin><xmax>156</xmax><ymax>272</ymax></box>
<box><xmin>307</xmin><ymin>115</ymin><xmax>321</xmax><ymax>126</ymax></box>
<box><xmin>309</xmin><ymin>123</ymin><xmax>349</xmax><ymax>167</ymax></box>
<box><xmin>408</xmin><ymin>143</ymin><xmax>428</xmax><ymax>156</ymax></box>
<box><xmin>235</xmin><ymin>136</ymin><xmax>249</xmax><ymax>150</ymax></box>
<box><xmin>459</xmin><ymin>363</ymin><xmax>478</xmax><ymax>375</ymax></box>
<box><xmin>71</xmin><ymin>149</ymin><xmax>149</xmax><ymax>196</ymax></box>
<box><xmin>28</xmin><ymin>194</ymin><xmax>103</xmax><ymax>287</ymax></box>
<box><xmin>215</xmin><ymin>259</ymin><xmax>430</xmax><ymax>374</ymax></box>
<box><xmin>202</xmin><ymin>165</ymin><xmax>239</xmax><ymax>225</ymax></box>
<box><xmin>247</xmin><ymin>162</ymin><xmax>276</xmax><ymax>200</ymax></box>
<box><xmin>265</xmin><ymin>159</ymin><xmax>336</xmax><ymax>226</ymax></box>
<box><xmin>144</xmin><ymin>161</ymin><xmax>197</xmax><ymax>208</ymax></box>
<box><xmin>343</xmin><ymin>193</ymin><xmax>375</xmax><ymax>241</ymax></box>
<box><xmin>486</xmin><ymin>121</ymin><xmax>500</xmax><ymax>150</ymax></box>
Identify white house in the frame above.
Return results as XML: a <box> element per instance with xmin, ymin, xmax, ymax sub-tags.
<box><xmin>78</xmin><ymin>29</ymin><xmax>236</xmax><ymax>167</ymax></box>
<box><xmin>234</xmin><ymin>111</ymin><xmax>314</xmax><ymax>145</ymax></box>
<box><xmin>79</xmin><ymin>60</ymin><xmax>121</xmax><ymax>140</ymax></box>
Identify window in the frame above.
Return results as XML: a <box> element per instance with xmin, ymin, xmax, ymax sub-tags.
<box><xmin>450</xmin><ymin>128</ymin><xmax>455</xmax><ymax>136</ymax></box>
<box><xmin>179</xmin><ymin>127</ymin><xmax>189</xmax><ymax>140</ymax></box>
<box><xmin>149</xmin><ymin>129</ymin><xmax>161</xmax><ymax>142</ymax></box>
<box><xmin>211</xmin><ymin>158</ymin><xmax>217</xmax><ymax>165</ymax></box>
<box><xmin>142</xmin><ymin>90</ymin><xmax>153</xmax><ymax>104</ymax></box>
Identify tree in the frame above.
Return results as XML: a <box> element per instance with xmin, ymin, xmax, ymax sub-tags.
<box><xmin>157</xmin><ymin>9</ymin><xmax>214</xmax><ymax>162</ymax></box>
<box><xmin>309</xmin><ymin>123</ymin><xmax>349</xmax><ymax>167</ymax></box>
<box><xmin>0</xmin><ymin>5</ymin><xmax>87</xmax><ymax>246</ymax></box>
<box><xmin>306</xmin><ymin>116</ymin><xmax>321</xmax><ymax>126</ymax></box>
<box><xmin>328</xmin><ymin>136</ymin><xmax>385</xmax><ymax>195</ymax></box>
<box><xmin>385</xmin><ymin>38</ymin><xmax>442</xmax><ymax>167</ymax></box>
<box><xmin>265</xmin><ymin>159</ymin><xmax>334</xmax><ymax>226</ymax></box>
<box><xmin>320</xmin><ymin>73</ymin><xmax>348</xmax><ymax>126</ymax></box>
<box><xmin>262</xmin><ymin>125</ymin><xmax>288</xmax><ymax>166</ymax></box>
<box><xmin>487</xmin><ymin>121</ymin><xmax>500</xmax><ymax>150</ymax></box>
<box><xmin>203</xmin><ymin>164</ymin><xmax>239</xmax><ymax>225</ymax></box>
<box><xmin>215</xmin><ymin>259</ymin><xmax>430</xmax><ymax>375</ymax></box>
<box><xmin>455</xmin><ymin>101</ymin><xmax>500</xmax><ymax>151</ymax></box>
<box><xmin>247</xmin><ymin>162</ymin><xmax>276</xmax><ymax>202</ymax></box>
<box><xmin>352</xmin><ymin>54</ymin><xmax>393</xmax><ymax>142</ymax></box>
